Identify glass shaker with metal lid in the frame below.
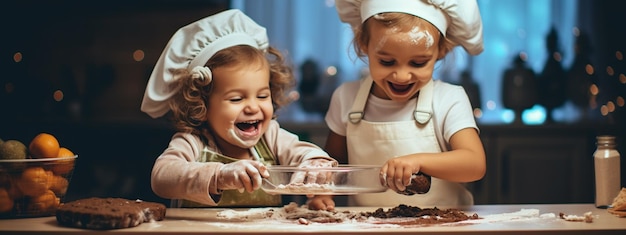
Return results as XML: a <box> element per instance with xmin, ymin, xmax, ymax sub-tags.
<box><xmin>593</xmin><ymin>135</ymin><xmax>621</xmax><ymax>208</ymax></box>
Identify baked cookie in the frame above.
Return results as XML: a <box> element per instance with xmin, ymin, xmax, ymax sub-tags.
<box><xmin>611</xmin><ymin>188</ymin><xmax>626</xmax><ymax>210</ymax></box>
<box><xmin>609</xmin><ymin>187</ymin><xmax>626</xmax><ymax>217</ymax></box>
<box><xmin>56</xmin><ymin>197</ymin><xmax>166</xmax><ymax>230</ymax></box>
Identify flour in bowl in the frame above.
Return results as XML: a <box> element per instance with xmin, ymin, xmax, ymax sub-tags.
<box><xmin>275</xmin><ymin>182</ymin><xmax>335</xmax><ymax>194</ymax></box>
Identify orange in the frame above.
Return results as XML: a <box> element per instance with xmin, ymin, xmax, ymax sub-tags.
<box><xmin>49</xmin><ymin>174</ymin><xmax>68</xmax><ymax>195</ymax></box>
<box><xmin>7</xmin><ymin>177</ymin><xmax>23</xmax><ymax>199</ymax></box>
<box><xmin>0</xmin><ymin>172</ymin><xmax>9</xmax><ymax>188</ymax></box>
<box><xmin>50</xmin><ymin>147</ymin><xmax>75</xmax><ymax>175</ymax></box>
<box><xmin>26</xmin><ymin>189</ymin><xmax>59</xmax><ymax>213</ymax></box>
<box><xmin>45</xmin><ymin>170</ymin><xmax>54</xmax><ymax>188</ymax></box>
<box><xmin>0</xmin><ymin>188</ymin><xmax>13</xmax><ymax>213</ymax></box>
<box><xmin>29</xmin><ymin>133</ymin><xmax>60</xmax><ymax>159</ymax></box>
<box><xmin>16</xmin><ymin>167</ymin><xmax>49</xmax><ymax>197</ymax></box>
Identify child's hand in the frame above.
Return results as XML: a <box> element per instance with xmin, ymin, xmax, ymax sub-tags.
<box><xmin>306</xmin><ymin>195</ymin><xmax>335</xmax><ymax>211</ymax></box>
<box><xmin>380</xmin><ymin>156</ymin><xmax>420</xmax><ymax>193</ymax></box>
<box><xmin>217</xmin><ymin>160</ymin><xmax>269</xmax><ymax>193</ymax></box>
<box><xmin>291</xmin><ymin>158</ymin><xmax>337</xmax><ymax>184</ymax></box>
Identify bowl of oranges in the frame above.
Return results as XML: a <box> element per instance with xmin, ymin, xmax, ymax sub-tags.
<box><xmin>0</xmin><ymin>133</ymin><xmax>77</xmax><ymax>218</ymax></box>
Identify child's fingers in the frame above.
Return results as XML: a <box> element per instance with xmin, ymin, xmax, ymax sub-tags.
<box><xmin>244</xmin><ymin>162</ymin><xmax>263</xmax><ymax>191</ymax></box>
<box><xmin>290</xmin><ymin>171</ymin><xmax>306</xmax><ymax>184</ymax></box>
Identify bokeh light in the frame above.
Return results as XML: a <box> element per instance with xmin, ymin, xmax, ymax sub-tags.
<box><xmin>133</xmin><ymin>50</ymin><xmax>145</xmax><ymax>62</ymax></box>
<box><xmin>53</xmin><ymin>90</ymin><xmax>64</xmax><ymax>102</ymax></box>
<box><xmin>13</xmin><ymin>52</ymin><xmax>22</xmax><ymax>63</ymax></box>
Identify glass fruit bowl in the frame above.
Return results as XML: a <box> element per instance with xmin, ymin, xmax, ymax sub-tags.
<box><xmin>261</xmin><ymin>165</ymin><xmax>387</xmax><ymax>195</ymax></box>
<box><xmin>0</xmin><ymin>155</ymin><xmax>77</xmax><ymax>218</ymax></box>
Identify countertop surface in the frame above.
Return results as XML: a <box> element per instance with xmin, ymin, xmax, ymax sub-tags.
<box><xmin>1</xmin><ymin>203</ymin><xmax>625</xmax><ymax>234</ymax></box>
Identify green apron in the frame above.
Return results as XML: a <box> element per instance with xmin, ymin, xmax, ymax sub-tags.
<box><xmin>178</xmin><ymin>137</ymin><xmax>282</xmax><ymax>208</ymax></box>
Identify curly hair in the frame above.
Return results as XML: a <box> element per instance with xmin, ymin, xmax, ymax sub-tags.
<box><xmin>351</xmin><ymin>12</ymin><xmax>456</xmax><ymax>61</ymax></box>
<box><xmin>168</xmin><ymin>45</ymin><xmax>294</xmax><ymax>136</ymax></box>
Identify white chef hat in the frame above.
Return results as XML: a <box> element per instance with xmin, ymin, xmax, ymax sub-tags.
<box><xmin>141</xmin><ymin>9</ymin><xmax>268</xmax><ymax>118</ymax></box>
<box><xmin>335</xmin><ymin>0</ymin><xmax>483</xmax><ymax>55</ymax></box>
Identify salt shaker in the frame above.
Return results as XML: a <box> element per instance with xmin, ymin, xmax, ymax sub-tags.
<box><xmin>593</xmin><ymin>135</ymin><xmax>621</xmax><ymax>208</ymax></box>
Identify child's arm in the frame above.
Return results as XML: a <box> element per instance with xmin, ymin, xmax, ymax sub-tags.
<box><xmin>324</xmin><ymin>131</ymin><xmax>349</xmax><ymax>164</ymax></box>
<box><xmin>312</xmin><ymin>131</ymin><xmax>347</xmax><ymax>212</ymax></box>
<box><xmin>301</xmin><ymin>131</ymin><xmax>349</xmax><ymax>211</ymax></box>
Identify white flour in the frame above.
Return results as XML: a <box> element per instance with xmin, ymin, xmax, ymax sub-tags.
<box><xmin>407</xmin><ymin>26</ymin><xmax>434</xmax><ymax>48</ymax></box>
<box><xmin>210</xmin><ymin>203</ymin><xmax>575</xmax><ymax>230</ymax></box>
<box><xmin>457</xmin><ymin>208</ymin><xmax>556</xmax><ymax>224</ymax></box>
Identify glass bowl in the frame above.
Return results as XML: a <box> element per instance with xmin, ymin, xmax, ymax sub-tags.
<box><xmin>0</xmin><ymin>155</ymin><xmax>77</xmax><ymax>218</ymax></box>
<box><xmin>262</xmin><ymin>165</ymin><xmax>387</xmax><ymax>195</ymax></box>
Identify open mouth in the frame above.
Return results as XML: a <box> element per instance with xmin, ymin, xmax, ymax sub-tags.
<box><xmin>388</xmin><ymin>82</ymin><xmax>414</xmax><ymax>95</ymax></box>
<box><xmin>235</xmin><ymin>120</ymin><xmax>260</xmax><ymax>136</ymax></box>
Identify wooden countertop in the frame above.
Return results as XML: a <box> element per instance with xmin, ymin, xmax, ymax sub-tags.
<box><xmin>0</xmin><ymin>204</ymin><xmax>624</xmax><ymax>234</ymax></box>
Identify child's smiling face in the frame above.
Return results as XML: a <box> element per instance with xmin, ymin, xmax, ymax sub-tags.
<box><xmin>363</xmin><ymin>17</ymin><xmax>442</xmax><ymax>102</ymax></box>
<box><xmin>207</xmin><ymin>59</ymin><xmax>273</xmax><ymax>150</ymax></box>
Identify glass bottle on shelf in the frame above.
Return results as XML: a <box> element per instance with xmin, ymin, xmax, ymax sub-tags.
<box><xmin>593</xmin><ymin>135</ymin><xmax>621</xmax><ymax>208</ymax></box>
<box><xmin>537</xmin><ymin>27</ymin><xmax>567</xmax><ymax>124</ymax></box>
<box><xmin>501</xmin><ymin>53</ymin><xmax>538</xmax><ymax>124</ymax></box>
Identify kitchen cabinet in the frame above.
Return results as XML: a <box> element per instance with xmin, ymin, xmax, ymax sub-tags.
<box><xmin>474</xmin><ymin>125</ymin><xmax>591</xmax><ymax>204</ymax></box>
<box><xmin>474</xmin><ymin>124</ymin><xmax>625</xmax><ymax>205</ymax></box>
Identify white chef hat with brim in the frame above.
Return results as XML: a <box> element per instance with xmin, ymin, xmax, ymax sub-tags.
<box><xmin>141</xmin><ymin>9</ymin><xmax>269</xmax><ymax>118</ymax></box>
<box><xmin>335</xmin><ymin>0</ymin><xmax>483</xmax><ymax>55</ymax></box>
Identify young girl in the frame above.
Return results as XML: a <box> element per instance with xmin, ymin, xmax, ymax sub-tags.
<box><xmin>141</xmin><ymin>9</ymin><xmax>337</xmax><ymax>209</ymax></box>
<box><xmin>324</xmin><ymin>0</ymin><xmax>487</xmax><ymax>207</ymax></box>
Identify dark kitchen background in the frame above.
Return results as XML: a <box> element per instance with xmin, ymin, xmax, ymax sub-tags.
<box><xmin>1</xmin><ymin>0</ymin><xmax>625</xmax><ymax>206</ymax></box>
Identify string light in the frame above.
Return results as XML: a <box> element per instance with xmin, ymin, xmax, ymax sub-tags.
<box><xmin>53</xmin><ymin>90</ymin><xmax>64</xmax><ymax>102</ymax></box>
<box><xmin>606</xmin><ymin>66</ymin><xmax>614</xmax><ymax>76</ymax></box>
<box><xmin>600</xmin><ymin>105</ymin><xmax>609</xmax><ymax>116</ymax></box>
<box><xmin>325</xmin><ymin>66</ymin><xmax>337</xmax><ymax>76</ymax></box>
<box><xmin>473</xmin><ymin>108</ymin><xmax>483</xmax><ymax>118</ymax></box>
<box><xmin>585</xmin><ymin>64</ymin><xmax>594</xmax><ymax>75</ymax></box>
<box><xmin>133</xmin><ymin>50</ymin><xmax>145</xmax><ymax>62</ymax></box>
<box><xmin>590</xmin><ymin>84</ymin><xmax>599</xmax><ymax>96</ymax></box>
<box><xmin>606</xmin><ymin>101</ymin><xmax>615</xmax><ymax>112</ymax></box>
<box><xmin>617</xmin><ymin>96</ymin><xmax>625</xmax><ymax>107</ymax></box>
<box><xmin>13</xmin><ymin>52</ymin><xmax>22</xmax><ymax>63</ymax></box>
<box><xmin>486</xmin><ymin>100</ymin><xmax>496</xmax><ymax>110</ymax></box>
<box><xmin>592</xmin><ymin>48</ymin><xmax>626</xmax><ymax>119</ymax></box>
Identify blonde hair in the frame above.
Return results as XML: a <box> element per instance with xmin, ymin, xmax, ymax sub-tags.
<box><xmin>352</xmin><ymin>12</ymin><xmax>455</xmax><ymax>60</ymax></box>
<box><xmin>168</xmin><ymin>45</ymin><xmax>294</xmax><ymax>136</ymax></box>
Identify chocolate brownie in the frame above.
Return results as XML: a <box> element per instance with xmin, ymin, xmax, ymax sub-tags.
<box><xmin>399</xmin><ymin>172</ymin><xmax>431</xmax><ymax>195</ymax></box>
<box><xmin>55</xmin><ymin>197</ymin><xmax>166</xmax><ymax>230</ymax></box>
<box><xmin>362</xmin><ymin>204</ymin><xmax>480</xmax><ymax>224</ymax></box>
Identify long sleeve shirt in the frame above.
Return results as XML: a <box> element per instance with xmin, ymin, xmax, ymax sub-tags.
<box><xmin>150</xmin><ymin>120</ymin><xmax>332</xmax><ymax>206</ymax></box>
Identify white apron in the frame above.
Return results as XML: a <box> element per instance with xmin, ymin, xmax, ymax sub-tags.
<box><xmin>346</xmin><ymin>77</ymin><xmax>473</xmax><ymax>207</ymax></box>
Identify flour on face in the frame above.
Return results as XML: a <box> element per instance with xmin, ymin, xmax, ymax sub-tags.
<box><xmin>408</xmin><ymin>26</ymin><xmax>434</xmax><ymax>48</ymax></box>
<box><xmin>375</xmin><ymin>26</ymin><xmax>434</xmax><ymax>52</ymax></box>
<box><xmin>228</xmin><ymin>127</ymin><xmax>253</xmax><ymax>148</ymax></box>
